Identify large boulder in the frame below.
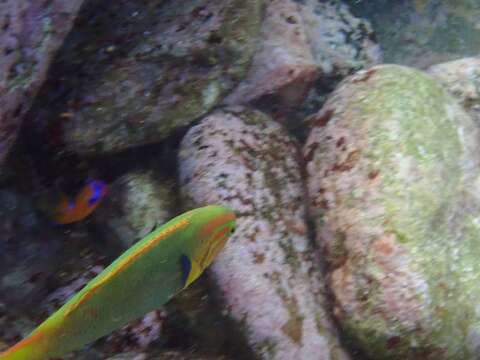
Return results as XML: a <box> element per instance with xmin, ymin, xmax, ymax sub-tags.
<box><xmin>304</xmin><ymin>64</ymin><xmax>480</xmax><ymax>359</ymax></box>
<box><xmin>179</xmin><ymin>107</ymin><xmax>350</xmax><ymax>360</ymax></box>
<box><xmin>0</xmin><ymin>0</ymin><xmax>84</xmax><ymax>171</ymax></box>
<box><xmin>224</xmin><ymin>0</ymin><xmax>381</xmax><ymax>108</ymax></box>
<box><xmin>44</xmin><ymin>0</ymin><xmax>263</xmax><ymax>156</ymax></box>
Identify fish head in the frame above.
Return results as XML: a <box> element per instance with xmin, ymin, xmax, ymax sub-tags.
<box><xmin>192</xmin><ymin>205</ymin><xmax>236</xmax><ymax>270</ymax></box>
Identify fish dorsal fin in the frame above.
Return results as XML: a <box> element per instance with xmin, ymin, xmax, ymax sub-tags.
<box><xmin>181</xmin><ymin>254</ymin><xmax>202</xmax><ymax>288</ymax></box>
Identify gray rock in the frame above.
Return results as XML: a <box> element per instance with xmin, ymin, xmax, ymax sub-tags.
<box><xmin>428</xmin><ymin>57</ymin><xmax>480</xmax><ymax>125</ymax></box>
<box><xmin>179</xmin><ymin>108</ymin><xmax>350</xmax><ymax>360</ymax></box>
<box><xmin>55</xmin><ymin>0</ymin><xmax>262</xmax><ymax>155</ymax></box>
<box><xmin>345</xmin><ymin>0</ymin><xmax>480</xmax><ymax>68</ymax></box>
<box><xmin>0</xmin><ymin>0</ymin><xmax>84</xmax><ymax>170</ymax></box>
<box><xmin>0</xmin><ymin>189</ymin><xmax>63</xmax><ymax>311</ymax></box>
<box><xmin>93</xmin><ymin>171</ymin><xmax>176</xmax><ymax>251</ymax></box>
<box><xmin>304</xmin><ymin>64</ymin><xmax>480</xmax><ymax>359</ymax></box>
<box><xmin>107</xmin><ymin>351</ymin><xmax>230</xmax><ymax>360</ymax></box>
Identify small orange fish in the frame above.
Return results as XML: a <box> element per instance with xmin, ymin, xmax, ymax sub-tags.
<box><xmin>50</xmin><ymin>180</ymin><xmax>108</xmax><ymax>224</ymax></box>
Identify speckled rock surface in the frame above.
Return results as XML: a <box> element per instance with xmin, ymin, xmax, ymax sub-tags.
<box><xmin>346</xmin><ymin>0</ymin><xmax>480</xmax><ymax>68</ymax></box>
<box><xmin>304</xmin><ymin>64</ymin><xmax>480</xmax><ymax>359</ymax></box>
<box><xmin>107</xmin><ymin>351</ymin><xmax>230</xmax><ymax>360</ymax></box>
<box><xmin>0</xmin><ymin>0</ymin><xmax>84</xmax><ymax>170</ymax></box>
<box><xmin>428</xmin><ymin>57</ymin><xmax>480</xmax><ymax>124</ymax></box>
<box><xmin>43</xmin><ymin>0</ymin><xmax>263</xmax><ymax>156</ymax></box>
<box><xmin>93</xmin><ymin>171</ymin><xmax>176</xmax><ymax>251</ymax></box>
<box><xmin>225</xmin><ymin>0</ymin><xmax>381</xmax><ymax>108</ymax></box>
<box><xmin>0</xmin><ymin>189</ymin><xmax>63</xmax><ymax>311</ymax></box>
<box><xmin>179</xmin><ymin>108</ymin><xmax>350</xmax><ymax>360</ymax></box>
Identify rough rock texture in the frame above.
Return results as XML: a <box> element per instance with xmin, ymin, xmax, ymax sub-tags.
<box><xmin>0</xmin><ymin>302</ymin><xmax>36</xmax><ymax>353</ymax></box>
<box><xmin>304</xmin><ymin>64</ymin><xmax>480</xmax><ymax>359</ymax></box>
<box><xmin>93</xmin><ymin>171</ymin><xmax>176</xmax><ymax>251</ymax></box>
<box><xmin>224</xmin><ymin>0</ymin><xmax>381</xmax><ymax>107</ymax></box>
<box><xmin>107</xmin><ymin>351</ymin><xmax>231</xmax><ymax>360</ymax></box>
<box><xmin>346</xmin><ymin>0</ymin><xmax>480</xmax><ymax>68</ymax></box>
<box><xmin>179</xmin><ymin>108</ymin><xmax>350</xmax><ymax>360</ymax></box>
<box><xmin>223</xmin><ymin>0</ymin><xmax>317</xmax><ymax>107</ymax></box>
<box><xmin>0</xmin><ymin>0</ymin><xmax>84</xmax><ymax>170</ymax></box>
<box><xmin>40</xmin><ymin>0</ymin><xmax>263</xmax><ymax>156</ymax></box>
<box><xmin>428</xmin><ymin>57</ymin><xmax>480</xmax><ymax>124</ymax></box>
<box><xmin>0</xmin><ymin>189</ymin><xmax>63</xmax><ymax>311</ymax></box>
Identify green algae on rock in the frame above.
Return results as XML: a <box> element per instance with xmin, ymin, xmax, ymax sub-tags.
<box><xmin>304</xmin><ymin>64</ymin><xmax>480</xmax><ymax>359</ymax></box>
<box><xmin>61</xmin><ymin>0</ymin><xmax>262</xmax><ymax>155</ymax></box>
<box><xmin>179</xmin><ymin>107</ymin><xmax>350</xmax><ymax>360</ymax></box>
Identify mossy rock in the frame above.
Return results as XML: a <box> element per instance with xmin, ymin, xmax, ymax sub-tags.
<box><xmin>305</xmin><ymin>64</ymin><xmax>480</xmax><ymax>359</ymax></box>
<box><xmin>57</xmin><ymin>0</ymin><xmax>263</xmax><ymax>155</ymax></box>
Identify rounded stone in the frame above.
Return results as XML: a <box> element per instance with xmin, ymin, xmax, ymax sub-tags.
<box><xmin>304</xmin><ymin>64</ymin><xmax>480</xmax><ymax>359</ymax></box>
<box><xmin>179</xmin><ymin>107</ymin><xmax>350</xmax><ymax>360</ymax></box>
<box><xmin>58</xmin><ymin>0</ymin><xmax>263</xmax><ymax>155</ymax></box>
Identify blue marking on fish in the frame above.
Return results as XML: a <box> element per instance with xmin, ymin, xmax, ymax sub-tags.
<box><xmin>87</xmin><ymin>180</ymin><xmax>106</xmax><ymax>206</ymax></box>
<box><xmin>180</xmin><ymin>254</ymin><xmax>192</xmax><ymax>286</ymax></box>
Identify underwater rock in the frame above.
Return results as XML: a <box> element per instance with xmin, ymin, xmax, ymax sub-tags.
<box><xmin>56</xmin><ymin>0</ymin><xmax>262</xmax><ymax>156</ymax></box>
<box><xmin>224</xmin><ymin>0</ymin><xmax>381</xmax><ymax>107</ymax></box>
<box><xmin>0</xmin><ymin>302</ymin><xmax>37</xmax><ymax>353</ymax></box>
<box><xmin>304</xmin><ymin>64</ymin><xmax>480</xmax><ymax>359</ymax></box>
<box><xmin>0</xmin><ymin>190</ymin><xmax>63</xmax><ymax>311</ymax></box>
<box><xmin>93</xmin><ymin>171</ymin><xmax>176</xmax><ymax>252</ymax></box>
<box><xmin>0</xmin><ymin>0</ymin><xmax>84</xmax><ymax>171</ymax></box>
<box><xmin>106</xmin><ymin>351</ymin><xmax>231</xmax><ymax>360</ymax></box>
<box><xmin>179</xmin><ymin>108</ymin><xmax>350</xmax><ymax>360</ymax></box>
<box><xmin>428</xmin><ymin>57</ymin><xmax>480</xmax><ymax>125</ymax></box>
<box><xmin>165</xmin><ymin>277</ymin><xmax>252</xmax><ymax>359</ymax></box>
<box><xmin>223</xmin><ymin>0</ymin><xmax>317</xmax><ymax>107</ymax></box>
<box><xmin>105</xmin><ymin>309</ymin><xmax>165</xmax><ymax>353</ymax></box>
<box><xmin>345</xmin><ymin>0</ymin><xmax>480</xmax><ymax>68</ymax></box>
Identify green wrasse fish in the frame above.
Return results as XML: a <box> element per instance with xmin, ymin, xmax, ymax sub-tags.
<box><xmin>0</xmin><ymin>205</ymin><xmax>236</xmax><ymax>360</ymax></box>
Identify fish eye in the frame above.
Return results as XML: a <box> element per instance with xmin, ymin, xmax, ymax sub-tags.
<box><xmin>230</xmin><ymin>225</ymin><xmax>236</xmax><ymax>235</ymax></box>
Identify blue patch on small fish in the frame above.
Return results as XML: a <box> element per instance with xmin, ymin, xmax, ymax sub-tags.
<box><xmin>87</xmin><ymin>180</ymin><xmax>105</xmax><ymax>206</ymax></box>
<box><xmin>180</xmin><ymin>254</ymin><xmax>191</xmax><ymax>286</ymax></box>
<box><xmin>68</xmin><ymin>199</ymin><xmax>76</xmax><ymax>209</ymax></box>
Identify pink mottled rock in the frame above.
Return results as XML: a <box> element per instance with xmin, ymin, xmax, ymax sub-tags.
<box><xmin>179</xmin><ymin>107</ymin><xmax>350</xmax><ymax>360</ymax></box>
<box><xmin>224</xmin><ymin>0</ymin><xmax>381</xmax><ymax>107</ymax></box>
<box><xmin>428</xmin><ymin>57</ymin><xmax>480</xmax><ymax>123</ymax></box>
<box><xmin>224</xmin><ymin>0</ymin><xmax>317</xmax><ymax>107</ymax></box>
<box><xmin>0</xmin><ymin>0</ymin><xmax>84</xmax><ymax>169</ymax></box>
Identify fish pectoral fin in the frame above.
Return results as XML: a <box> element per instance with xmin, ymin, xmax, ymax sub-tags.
<box><xmin>181</xmin><ymin>254</ymin><xmax>202</xmax><ymax>289</ymax></box>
